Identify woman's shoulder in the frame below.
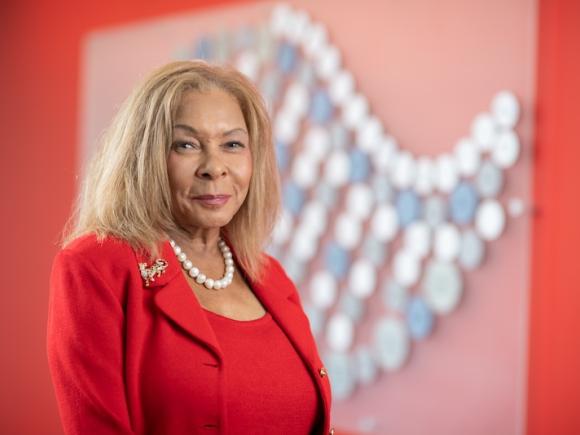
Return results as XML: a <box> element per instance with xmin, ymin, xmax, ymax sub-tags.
<box><xmin>55</xmin><ymin>233</ymin><xmax>138</xmax><ymax>275</ymax></box>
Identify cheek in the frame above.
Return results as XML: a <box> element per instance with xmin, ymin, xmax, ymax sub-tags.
<box><xmin>167</xmin><ymin>158</ymin><xmax>189</xmax><ymax>194</ymax></box>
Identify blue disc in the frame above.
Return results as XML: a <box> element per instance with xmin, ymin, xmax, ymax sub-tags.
<box><xmin>275</xmin><ymin>141</ymin><xmax>289</xmax><ymax>172</ymax></box>
<box><xmin>450</xmin><ymin>181</ymin><xmax>479</xmax><ymax>225</ymax></box>
<box><xmin>309</xmin><ymin>89</ymin><xmax>333</xmax><ymax>124</ymax></box>
<box><xmin>283</xmin><ymin>182</ymin><xmax>305</xmax><ymax>216</ymax></box>
<box><xmin>193</xmin><ymin>36</ymin><xmax>213</xmax><ymax>60</ymax></box>
<box><xmin>277</xmin><ymin>42</ymin><xmax>297</xmax><ymax>73</ymax></box>
<box><xmin>339</xmin><ymin>292</ymin><xmax>365</xmax><ymax>322</ymax></box>
<box><xmin>395</xmin><ymin>190</ymin><xmax>422</xmax><ymax>227</ymax></box>
<box><xmin>406</xmin><ymin>296</ymin><xmax>434</xmax><ymax>340</ymax></box>
<box><xmin>324</xmin><ymin>242</ymin><xmax>350</xmax><ymax>279</ymax></box>
<box><xmin>349</xmin><ymin>149</ymin><xmax>370</xmax><ymax>182</ymax></box>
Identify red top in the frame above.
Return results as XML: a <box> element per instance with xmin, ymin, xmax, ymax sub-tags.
<box><xmin>204</xmin><ymin>308</ymin><xmax>321</xmax><ymax>434</ymax></box>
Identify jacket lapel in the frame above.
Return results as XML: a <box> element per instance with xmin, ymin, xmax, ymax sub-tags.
<box><xmin>136</xmin><ymin>241</ymin><xmax>223</xmax><ymax>361</ymax></box>
<box><xmin>137</xmin><ymin>243</ymin><xmax>324</xmax><ymax>392</ymax></box>
<box><xmin>248</xmin><ymin>267</ymin><xmax>319</xmax><ymax>366</ymax></box>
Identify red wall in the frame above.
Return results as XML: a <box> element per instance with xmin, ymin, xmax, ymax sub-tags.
<box><xmin>0</xmin><ymin>0</ymin><xmax>578</xmax><ymax>433</ymax></box>
<box><xmin>527</xmin><ymin>0</ymin><xmax>580</xmax><ymax>434</ymax></box>
<box><xmin>0</xmin><ymin>1</ymin><xmax>248</xmax><ymax>433</ymax></box>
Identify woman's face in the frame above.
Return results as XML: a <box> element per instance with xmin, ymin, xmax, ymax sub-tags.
<box><xmin>167</xmin><ymin>88</ymin><xmax>253</xmax><ymax>234</ymax></box>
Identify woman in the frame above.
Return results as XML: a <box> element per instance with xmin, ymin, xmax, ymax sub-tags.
<box><xmin>47</xmin><ymin>61</ymin><xmax>333</xmax><ymax>435</ymax></box>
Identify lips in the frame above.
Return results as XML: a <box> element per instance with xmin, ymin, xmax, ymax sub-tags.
<box><xmin>191</xmin><ymin>194</ymin><xmax>231</xmax><ymax>206</ymax></box>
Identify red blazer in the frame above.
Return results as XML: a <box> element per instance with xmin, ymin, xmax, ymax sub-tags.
<box><xmin>47</xmin><ymin>235</ymin><xmax>333</xmax><ymax>434</ymax></box>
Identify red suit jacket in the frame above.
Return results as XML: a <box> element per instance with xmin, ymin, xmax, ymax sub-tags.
<box><xmin>47</xmin><ymin>235</ymin><xmax>333</xmax><ymax>434</ymax></box>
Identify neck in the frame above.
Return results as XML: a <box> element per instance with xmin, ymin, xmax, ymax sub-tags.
<box><xmin>169</xmin><ymin>227</ymin><xmax>222</xmax><ymax>256</ymax></box>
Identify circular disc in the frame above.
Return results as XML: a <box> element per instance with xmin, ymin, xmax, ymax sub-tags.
<box><xmin>434</xmin><ymin>223</ymin><xmax>461</xmax><ymax>261</ymax></box>
<box><xmin>422</xmin><ymin>260</ymin><xmax>463</xmax><ymax>314</ymax></box>
<box><xmin>374</xmin><ymin>317</ymin><xmax>410</xmax><ymax>371</ymax></box>
<box><xmin>326</xmin><ymin>312</ymin><xmax>354</xmax><ymax>352</ymax></box>
<box><xmin>491</xmin><ymin>90</ymin><xmax>520</xmax><ymax>128</ymax></box>
<box><xmin>393</xmin><ymin>249</ymin><xmax>421</xmax><ymax>287</ymax></box>
<box><xmin>348</xmin><ymin>258</ymin><xmax>377</xmax><ymax>299</ymax></box>
<box><xmin>475</xmin><ymin>199</ymin><xmax>506</xmax><ymax>241</ymax></box>
<box><xmin>310</xmin><ymin>270</ymin><xmax>337</xmax><ymax>309</ymax></box>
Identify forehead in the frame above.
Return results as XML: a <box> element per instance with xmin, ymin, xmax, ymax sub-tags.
<box><xmin>174</xmin><ymin>88</ymin><xmax>245</xmax><ymax>124</ymax></box>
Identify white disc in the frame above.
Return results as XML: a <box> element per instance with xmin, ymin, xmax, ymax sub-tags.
<box><xmin>272</xmin><ymin>209</ymin><xmax>293</xmax><ymax>245</ymax></box>
<box><xmin>270</xmin><ymin>4</ymin><xmax>293</xmax><ymax>36</ymax></box>
<box><xmin>334</xmin><ymin>213</ymin><xmax>362</xmax><ymax>249</ymax></box>
<box><xmin>316</xmin><ymin>45</ymin><xmax>341</xmax><ymax>80</ymax></box>
<box><xmin>324</xmin><ymin>150</ymin><xmax>350</xmax><ymax>187</ymax></box>
<box><xmin>326</xmin><ymin>313</ymin><xmax>354</xmax><ymax>352</ymax></box>
<box><xmin>329</xmin><ymin>70</ymin><xmax>354</xmax><ymax>105</ymax></box>
<box><xmin>235</xmin><ymin>51</ymin><xmax>259</xmax><ymax>82</ymax></box>
<box><xmin>287</xmin><ymin>9</ymin><xmax>309</xmax><ymax>44</ymax></box>
<box><xmin>290</xmin><ymin>228</ymin><xmax>318</xmax><ymax>260</ymax></box>
<box><xmin>434</xmin><ymin>223</ymin><xmax>461</xmax><ymax>261</ymax></box>
<box><xmin>285</xmin><ymin>81</ymin><xmax>309</xmax><ymax>117</ymax></box>
<box><xmin>291</xmin><ymin>154</ymin><xmax>318</xmax><ymax>189</ymax></box>
<box><xmin>492</xmin><ymin>130</ymin><xmax>520</xmax><ymax>168</ymax></box>
<box><xmin>475</xmin><ymin>199</ymin><xmax>505</xmax><ymax>241</ymax></box>
<box><xmin>342</xmin><ymin>93</ymin><xmax>369</xmax><ymax>129</ymax></box>
<box><xmin>302</xmin><ymin>22</ymin><xmax>328</xmax><ymax>58</ymax></box>
<box><xmin>356</xmin><ymin>116</ymin><xmax>384</xmax><ymax>153</ymax></box>
<box><xmin>372</xmin><ymin>135</ymin><xmax>398</xmax><ymax>174</ymax></box>
<box><xmin>471</xmin><ymin>113</ymin><xmax>498</xmax><ymax>152</ymax></box>
<box><xmin>371</xmin><ymin>204</ymin><xmax>399</xmax><ymax>242</ymax></box>
<box><xmin>491</xmin><ymin>90</ymin><xmax>520</xmax><ymax>128</ymax></box>
<box><xmin>374</xmin><ymin>317</ymin><xmax>410</xmax><ymax>371</ymax></box>
<box><xmin>274</xmin><ymin>110</ymin><xmax>299</xmax><ymax>144</ymax></box>
<box><xmin>392</xmin><ymin>150</ymin><xmax>417</xmax><ymax>190</ymax></box>
<box><xmin>422</xmin><ymin>260</ymin><xmax>463</xmax><ymax>315</ymax></box>
<box><xmin>404</xmin><ymin>221</ymin><xmax>431</xmax><ymax>259</ymax></box>
<box><xmin>346</xmin><ymin>183</ymin><xmax>374</xmax><ymax>221</ymax></box>
<box><xmin>303</xmin><ymin>126</ymin><xmax>331</xmax><ymax>162</ymax></box>
<box><xmin>454</xmin><ymin>137</ymin><xmax>481</xmax><ymax>177</ymax></box>
<box><xmin>310</xmin><ymin>270</ymin><xmax>337</xmax><ymax>309</ymax></box>
<box><xmin>415</xmin><ymin>156</ymin><xmax>435</xmax><ymax>196</ymax></box>
<box><xmin>301</xmin><ymin>200</ymin><xmax>328</xmax><ymax>237</ymax></box>
<box><xmin>348</xmin><ymin>258</ymin><xmax>377</xmax><ymax>299</ymax></box>
<box><xmin>393</xmin><ymin>249</ymin><xmax>420</xmax><ymax>287</ymax></box>
<box><xmin>435</xmin><ymin>153</ymin><xmax>459</xmax><ymax>193</ymax></box>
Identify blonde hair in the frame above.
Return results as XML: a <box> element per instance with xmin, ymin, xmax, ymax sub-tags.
<box><xmin>65</xmin><ymin>60</ymin><xmax>281</xmax><ymax>281</ymax></box>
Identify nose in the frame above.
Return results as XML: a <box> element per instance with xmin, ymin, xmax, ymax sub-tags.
<box><xmin>195</xmin><ymin>149</ymin><xmax>227</xmax><ymax>180</ymax></box>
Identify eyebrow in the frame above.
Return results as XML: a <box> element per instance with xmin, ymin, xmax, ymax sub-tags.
<box><xmin>173</xmin><ymin>124</ymin><xmax>248</xmax><ymax>137</ymax></box>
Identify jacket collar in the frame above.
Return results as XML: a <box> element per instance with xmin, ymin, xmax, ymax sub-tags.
<box><xmin>135</xmin><ymin>241</ymin><xmax>315</xmax><ymax>365</ymax></box>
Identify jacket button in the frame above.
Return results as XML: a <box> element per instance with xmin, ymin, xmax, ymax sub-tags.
<box><xmin>318</xmin><ymin>367</ymin><xmax>328</xmax><ymax>377</ymax></box>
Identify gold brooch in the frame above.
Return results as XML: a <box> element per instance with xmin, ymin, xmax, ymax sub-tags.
<box><xmin>139</xmin><ymin>259</ymin><xmax>168</xmax><ymax>287</ymax></box>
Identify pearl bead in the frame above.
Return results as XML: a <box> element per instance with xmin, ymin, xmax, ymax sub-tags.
<box><xmin>170</xmin><ymin>239</ymin><xmax>235</xmax><ymax>290</ymax></box>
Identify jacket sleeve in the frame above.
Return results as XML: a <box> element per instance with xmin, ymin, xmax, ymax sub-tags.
<box><xmin>47</xmin><ymin>249</ymin><xmax>135</xmax><ymax>435</ymax></box>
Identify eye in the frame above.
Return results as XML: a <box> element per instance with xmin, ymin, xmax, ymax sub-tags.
<box><xmin>224</xmin><ymin>141</ymin><xmax>246</xmax><ymax>149</ymax></box>
<box><xmin>172</xmin><ymin>141</ymin><xmax>199</xmax><ymax>152</ymax></box>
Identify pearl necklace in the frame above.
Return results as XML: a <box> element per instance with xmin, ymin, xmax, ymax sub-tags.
<box><xmin>170</xmin><ymin>238</ymin><xmax>235</xmax><ymax>290</ymax></box>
